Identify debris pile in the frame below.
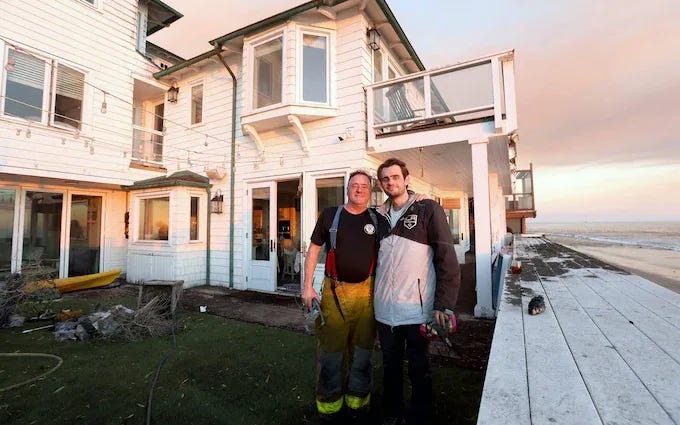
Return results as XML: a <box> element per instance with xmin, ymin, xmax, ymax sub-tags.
<box><xmin>53</xmin><ymin>296</ymin><xmax>174</xmax><ymax>342</ymax></box>
<box><xmin>1</xmin><ymin>270</ymin><xmax>59</xmax><ymax>327</ymax></box>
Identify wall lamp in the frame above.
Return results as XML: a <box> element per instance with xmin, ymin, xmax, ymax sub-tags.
<box><xmin>367</xmin><ymin>28</ymin><xmax>381</xmax><ymax>51</ymax></box>
<box><xmin>167</xmin><ymin>85</ymin><xmax>179</xmax><ymax>103</ymax></box>
<box><xmin>210</xmin><ymin>189</ymin><xmax>224</xmax><ymax>214</ymax></box>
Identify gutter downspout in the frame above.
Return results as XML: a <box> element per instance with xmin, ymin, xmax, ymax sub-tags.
<box><xmin>213</xmin><ymin>47</ymin><xmax>237</xmax><ymax>289</ymax></box>
<box><xmin>206</xmin><ymin>186</ymin><xmax>211</xmax><ymax>286</ymax></box>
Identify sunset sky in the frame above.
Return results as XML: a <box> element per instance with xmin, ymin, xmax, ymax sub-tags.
<box><xmin>150</xmin><ymin>0</ymin><xmax>680</xmax><ymax>223</ymax></box>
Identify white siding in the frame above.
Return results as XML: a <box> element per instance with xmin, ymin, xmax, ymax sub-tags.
<box><xmin>0</xmin><ymin>0</ymin><xmax>166</xmax><ymax>185</ymax></box>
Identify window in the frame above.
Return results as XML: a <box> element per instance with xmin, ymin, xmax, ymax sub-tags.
<box><xmin>190</xmin><ymin>83</ymin><xmax>203</xmax><ymax>125</ymax></box>
<box><xmin>138</xmin><ymin>197</ymin><xmax>169</xmax><ymax>241</ymax></box>
<box><xmin>302</xmin><ymin>34</ymin><xmax>328</xmax><ymax>103</ymax></box>
<box><xmin>2</xmin><ymin>47</ymin><xmax>85</xmax><ymax>130</ymax></box>
<box><xmin>3</xmin><ymin>49</ymin><xmax>48</xmax><ymax>122</ymax></box>
<box><xmin>190</xmin><ymin>196</ymin><xmax>199</xmax><ymax>241</ymax></box>
<box><xmin>54</xmin><ymin>64</ymin><xmax>85</xmax><ymax>129</ymax></box>
<box><xmin>253</xmin><ymin>37</ymin><xmax>282</xmax><ymax>109</ymax></box>
<box><xmin>136</xmin><ymin>7</ymin><xmax>148</xmax><ymax>54</ymax></box>
<box><xmin>373</xmin><ymin>49</ymin><xmax>383</xmax><ymax>83</ymax></box>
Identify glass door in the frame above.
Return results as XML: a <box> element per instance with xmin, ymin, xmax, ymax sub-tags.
<box><xmin>247</xmin><ymin>181</ymin><xmax>277</xmax><ymax>292</ymax></box>
<box><xmin>21</xmin><ymin>191</ymin><xmax>64</xmax><ymax>276</ymax></box>
<box><xmin>0</xmin><ymin>189</ymin><xmax>17</xmax><ymax>274</ymax></box>
<box><xmin>302</xmin><ymin>172</ymin><xmax>346</xmax><ymax>293</ymax></box>
<box><xmin>68</xmin><ymin>195</ymin><xmax>102</xmax><ymax>276</ymax></box>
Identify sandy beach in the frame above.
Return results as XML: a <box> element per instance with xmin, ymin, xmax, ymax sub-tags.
<box><xmin>544</xmin><ymin>235</ymin><xmax>680</xmax><ymax>294</ymax></box>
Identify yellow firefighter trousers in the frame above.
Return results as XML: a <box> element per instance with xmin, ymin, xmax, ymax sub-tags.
<box><xmin>315</xmin><ymin>276</ymin><xmax>376</xmax><ymax>415</ymax></box>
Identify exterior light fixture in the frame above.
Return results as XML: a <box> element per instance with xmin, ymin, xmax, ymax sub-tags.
<box><xmin>210</xmin><ymin>189</ymin><xmax>224</xmax><ymax>214</ymax></box>
<box><xmin>167</xmin><ymin>85</ymin><xmax>179</xmax><ymax>103</ymax></box>
<box><xmin>367</xmin><ymin>28</ymin><xmax>381</xmax><ymax>51</ymax></box>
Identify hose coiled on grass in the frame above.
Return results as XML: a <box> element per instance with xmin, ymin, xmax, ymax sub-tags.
<box><xmin>0</xmin><ymin>353</ymin><xmax>63</xmax><ymax>392</ymax></box>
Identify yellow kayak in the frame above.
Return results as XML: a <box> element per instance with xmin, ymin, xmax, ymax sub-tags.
<box><xmin>54</xmin><ymin>269</ymin><xmax>121</xmax><ymax>293</ymax></box>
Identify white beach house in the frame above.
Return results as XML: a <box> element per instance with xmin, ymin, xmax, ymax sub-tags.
<box><xmin>0</xmin><ymin>0</ymin><xmax>533</xmax><ymax>318</ymax></box>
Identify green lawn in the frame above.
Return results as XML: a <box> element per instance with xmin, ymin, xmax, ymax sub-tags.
<box><xmin>0</xmin><ymin>297</ymin><xmax>484</xmax><ymax>424</ymax></box>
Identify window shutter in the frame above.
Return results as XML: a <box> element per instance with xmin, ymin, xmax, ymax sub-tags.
<box><xmin>6</xmin><ymin>49</ymin><xmax>45</xmax><ymax>90</ymax></box>
<box><xmin>56</xmin><ymin>65</ymin><xmax>84</xmax><ymax>100</ymax></box>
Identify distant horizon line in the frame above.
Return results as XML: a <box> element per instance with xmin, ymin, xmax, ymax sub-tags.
<box><xmin>529</xmin><ymin>219</ymin><xmax>680</xmax><ymax>224</ymax></box>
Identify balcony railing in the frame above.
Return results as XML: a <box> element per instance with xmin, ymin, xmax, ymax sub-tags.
<box><xmin>366</xmin><ymin>50</ymin><xmax>516</xmax><ymax>147</ymax></box>
<box><xmin>506</xmin><ymin>166</ymin><xmax>535</xmax><ymax>212</ymax></box>
<box><xmin>132</xmin><ymin>125</ymin><xmax>163</xmax><ymax>164</ymax></box>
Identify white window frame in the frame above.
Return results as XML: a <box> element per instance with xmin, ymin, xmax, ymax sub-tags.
<box><xmin>1</xmin><ymin>44</ymin><xmax>88</xmax><ymax>132</ymax></box>
<box><xmin>189</xmin><ymin>80</ymin><xmax>204</xmax><ymax>126</ymax></box>
<box><xmin>297</xmin><ymin>27</ymin><xmax>333</xmax><ymax>106</ymax></box>
<box><xmin>134</xmin><ymin>192</ymin><xmax>172</xmax><ymax>244</ymax></box>
<box><xmin>50</xmin><ymin>62</ymin><xmax>87</xmax><ymax>131</ymax></box>
<box><xmin>76</xmin><ymin>0</ymin><xmax>101</xmax><ymax>10</ymax></box>
<box><xmin>136</xmin><ymin>3</ymin><xmax>148</xmax><ymax>54</ymax></box>
<box><xmin>248</xmin><ymin>29</ymin><xmax>286</xmax><ymax>112</ymax></box>
<box><xmin>188</xmin><ymin>192</ymin><xmax>205</xmax><ymax>243</ymax></box>
<box><xmin>0</xmin><ymin>46</ymin><xmax>51</xmax><ymax>125</ymax></box>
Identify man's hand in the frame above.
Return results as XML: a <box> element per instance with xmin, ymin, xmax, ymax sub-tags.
<box><xmin>434</xmin><ymin>310</ymin><xmax>449</xmax><ymax>327</ymax></box>
<box><xmin>414</xmin><ymin>192</ymin><xmax>430</xmax><ymax>202</ymax></box>
<box><xmin>302</xmin><ymin>286</ymin><xmax>320</xmax><ymax>310</ymax></box>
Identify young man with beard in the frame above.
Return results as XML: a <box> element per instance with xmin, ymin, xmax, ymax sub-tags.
<box><xmin>374</xmin><ymin>158</ymin><xmax>461</xmax><ymax>425</ymax></box>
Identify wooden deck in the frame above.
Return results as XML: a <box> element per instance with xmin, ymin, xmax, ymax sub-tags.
<box><xmin>477</xmin><ymin>237</ymin><xmax>680</xmax><ymax>425</ymax></box>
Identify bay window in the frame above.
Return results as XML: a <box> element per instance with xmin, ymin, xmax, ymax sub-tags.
<box><xmin>301</xmin><ymin>33</ymin><xmax>328</xmax><ymax>103</ymax></box>
<box><xmin>253</xmin><ymin>36</ymin><xmax>283</xmax><ymax>109</ymax></box>
<box><xmin>2</xmin><ymin>47</ymin><xmax>85</xmax><ymax>130</ymax></box>
<box><xmin>138</xmin><ymin>197</ymin><xmax>169</xmax><ymax>241</ymax></box>
<box><xmin>190</xmin><ymin>196</ymin><xmax>199</xmax><ymax>241</ymax></box>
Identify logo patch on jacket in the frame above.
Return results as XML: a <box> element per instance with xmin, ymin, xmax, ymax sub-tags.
<box><xmin>403</xmin><ymin>214</ymin><xmax>418</xmax><ymax>229</ymax></box>
<box><xmin>364</xmin><ymin>224</ymin><xmax>375</xmax><ymax>235</ymax></box>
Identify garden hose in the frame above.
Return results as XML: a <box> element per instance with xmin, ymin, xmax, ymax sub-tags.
<box><xmin>145</xmin><ymin>310</ymin><xmax>178</xmax><ymax>425</ymax></box>
<box><xmin>0</xmin><ymin>352</ymin><xmax>63</xmax><ymax>392</ymax></box>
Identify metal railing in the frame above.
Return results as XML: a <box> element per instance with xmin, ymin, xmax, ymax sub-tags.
<box><xmin>366</xmin><ymin>50</ymin><xmax>515</xmax><ymax>143</ymax></box>
<box><xmin>132</xmin><ymin>125</ymin><xmax>163</xmax><ymax>164</ymax></box>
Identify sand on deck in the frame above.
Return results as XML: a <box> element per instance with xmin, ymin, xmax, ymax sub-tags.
<box><xmin>545</xmin><ymin>235</ymin><xmax>680</xmax><ymax>294</ymax></box>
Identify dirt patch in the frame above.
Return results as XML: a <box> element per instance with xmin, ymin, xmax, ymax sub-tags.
<box><xmin>63</xmin><ymin>283</ymin><xmax>494</xmax><ymax>370</ymax></box>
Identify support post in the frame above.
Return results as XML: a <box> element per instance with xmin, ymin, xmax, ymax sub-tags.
<box><xmin>470</xmin><ymin>138</ymin><xmax>494</xmax><ymax>318</ymax></box>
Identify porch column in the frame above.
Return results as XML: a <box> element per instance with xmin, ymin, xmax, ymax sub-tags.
<box><xmin>469</xmin><ymin>138</ymin><xmax>494</xmax><ymax>318</ymax></box>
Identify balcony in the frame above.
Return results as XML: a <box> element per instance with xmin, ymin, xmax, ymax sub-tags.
<box><xmin>506</xmin><ymin>165</ymin><xmax>536</xmax><ymax>219</ymax></box>
<box><xmin>132</xmin><ymin>125</ymin><xmax>163</xmax><ymax>165</ymax></box>
<box><xmin>131</xmin><ymin>78</ymin><xmax>166</xmax><ymax>170</ymax></box>
<box><xmin>366</xmin><ymin>50</ymin><xmax>517</xmax><ymax>153</ymax></box>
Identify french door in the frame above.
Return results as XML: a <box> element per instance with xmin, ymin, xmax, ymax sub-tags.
<box><xmin>246</xmin><ymin>181</ymin><xmax>277</xmax><ymax>292</ymax></box>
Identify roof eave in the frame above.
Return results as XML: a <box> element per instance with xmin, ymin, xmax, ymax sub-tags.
<box><xmin>375</xmin><ymin>0</ymin><xmax>424</xmax><ymax>71</ymax></box>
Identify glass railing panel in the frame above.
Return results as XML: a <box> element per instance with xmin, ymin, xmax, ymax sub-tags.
<box><xmin>430</xmin><ymin>62</ymin><xmax>494</xmax><ymax>115</ymax></box>
<box><xmin>132</xmin><ymin>126</ymin><xmax>163</xmax><ymax>163</ymax></box>
<box><xmin>373</xmin><ymin>79</ymin><xmax>425</xmax><ymax>126</ymax></box>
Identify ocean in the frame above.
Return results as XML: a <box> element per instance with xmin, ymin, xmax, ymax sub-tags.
<box><xmin>526</xmin><ymin>221</ymin><xmax>680</xmax><ymax>253</ymax></box>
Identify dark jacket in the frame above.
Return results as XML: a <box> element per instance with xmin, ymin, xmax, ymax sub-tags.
<box><xmin>374</xmin><ymin>192</ymin><xmax>461</xmax><ymax>326</ymax></box>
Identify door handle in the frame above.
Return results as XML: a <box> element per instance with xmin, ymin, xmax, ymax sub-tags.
<box><xmin>270</xmin><ymin>239</ymin><xmax>274</xmax><ymax>252</ymax></box>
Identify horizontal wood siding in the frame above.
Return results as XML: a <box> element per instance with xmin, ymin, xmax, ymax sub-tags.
<box><xmin>0</xmin><ymin>0</ymin><xmax>167</xmax><ymax>185</ymax></box>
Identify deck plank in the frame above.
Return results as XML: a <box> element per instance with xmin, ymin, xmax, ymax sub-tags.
<box><xmin>478</xmin><ymin>237</ymin><xmax>680</xmax><ymax>425</ymax></box>
<box><xmin>564</xmin><ymin>272</ymin><xmax>680</xmax><ymax>423</ymax></box>
<box><xmin>477</xmin><ymin>272</ymin><xmax>531</xmax><ymax>425</ymax></box>
<box><xmin>520</xmin><ymin>272</ymin><xmax>601</xmax><ymax>424</ymax></box>
<box><xmin>538</xmin><ymin>268</ymin><xmax>675</xmax><ymax>424</ymax></box>
<box><xmin>574</xmin><ymin>269</ymin><xmax>680</xmax><ymax>364</ymax></box>
<box><xmin>584</xmin><ymin>268</ymin><xmax>680</xmax><ymax>321</ymax></box>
